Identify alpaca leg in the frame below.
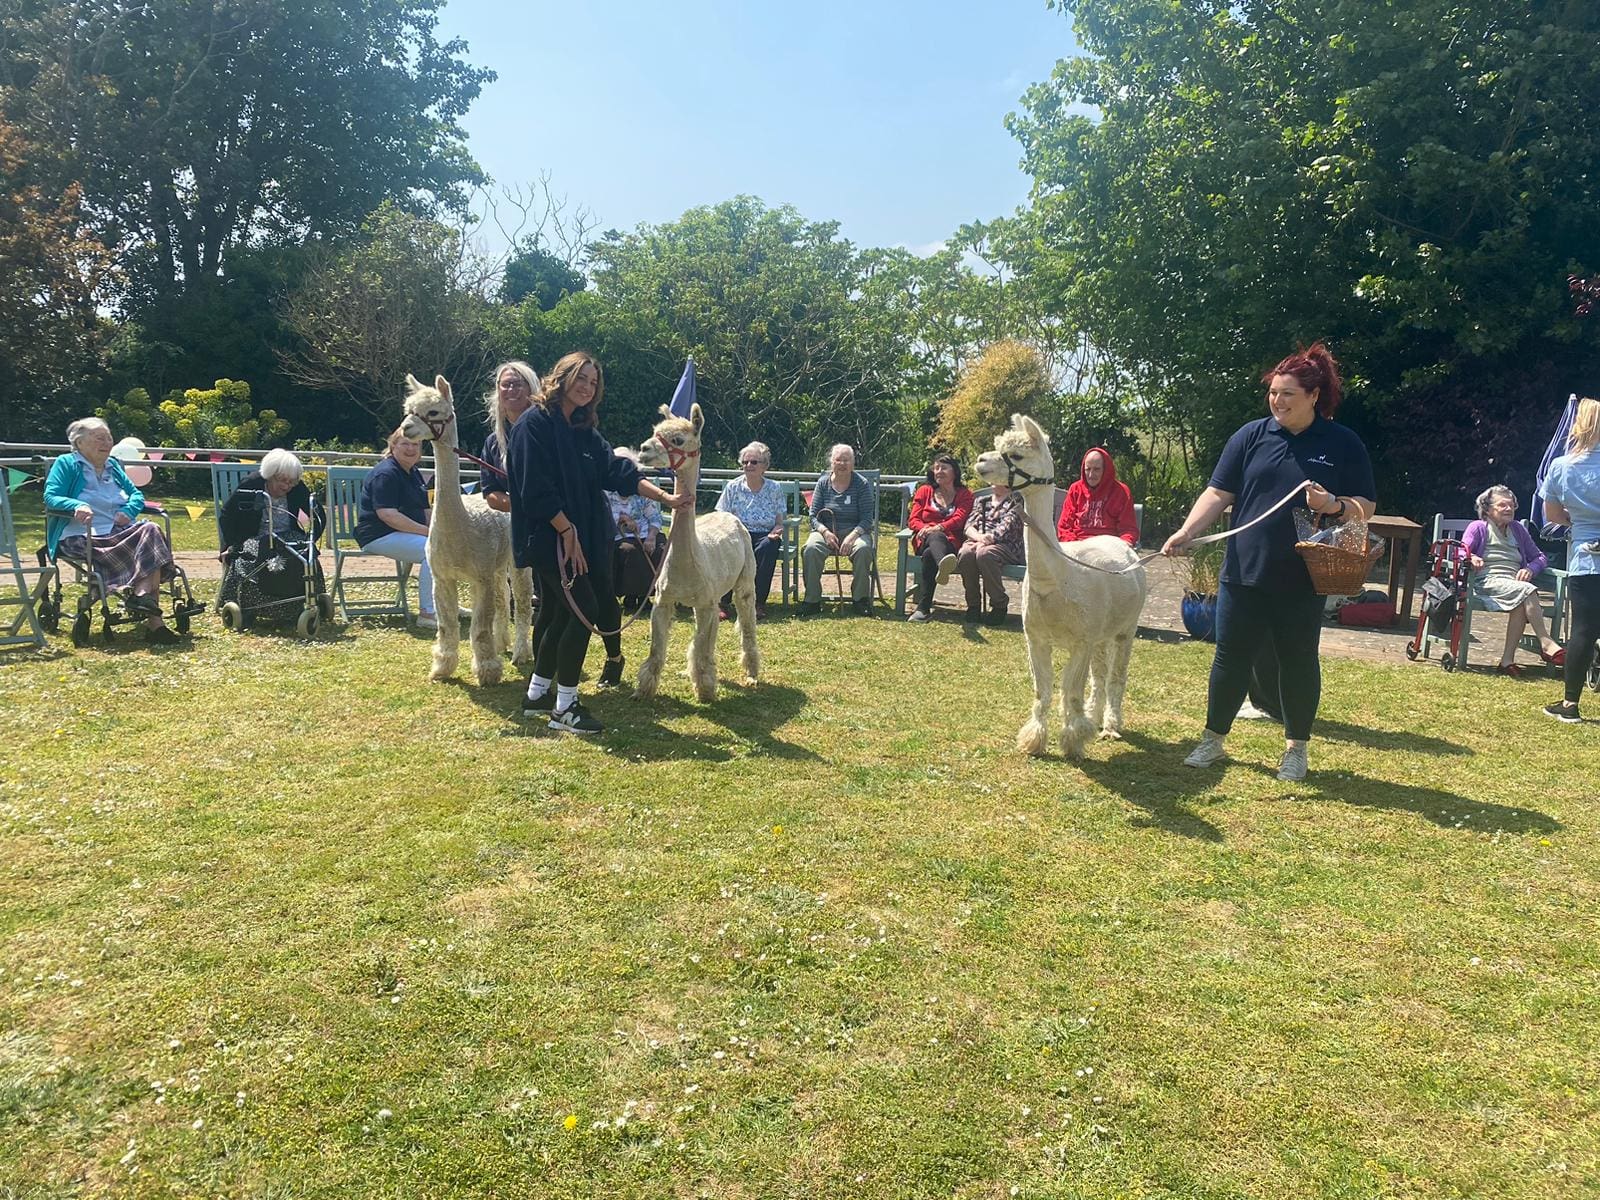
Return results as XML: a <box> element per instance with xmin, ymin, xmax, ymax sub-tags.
<box><xmin>1017</xmin><ymin>631</ymin><xmax>1053</xmax><ymax>756</ymax></box>
<box><xmin>1086</xmin><ymin>641</ymin><xmax>1111</xmax><ymax>731</ymax></box>
<box><xmin>633</xmin><ymin>600</ymin><xmax>672</xmax><ymax>700</ymax></box>
<box><xmin>470</xmin><ymin>580</ymin><xmax>503</xmax><ymax>686</ymax></box>
<box><xmin>430</xmin><ymin>577</ymin><xmax>461</xmax><ymax>681</ymax></box>
<box><xmin>493</xmin><ymin>570</ymin><xmax>511</xmax><ymax>656</ymax></box>
<box><xmin>510</xmin><ymin>568</ymin><xmax>534</xmax><ymax>666</ymax></box>
<box><xmin>1101</xmin><ymin>632</ymin><xmax>1135</xmax><ymax>739</ymax></box>
<box><xmin>734</xmin><ymin>573</ymin><xmax>761</xmax><ymax>686</ymax></box>
<box><xmin>1058</xmin><ymin>649</ymin><xmax>1096</xmax><ymax>759</ymax></box>
<box><xmin>689</xmin><ymin>603</ymin><xmax>719</xmax><ymax>703</ymax></box>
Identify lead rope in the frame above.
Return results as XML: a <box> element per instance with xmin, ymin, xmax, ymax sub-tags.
<box><xmin>1017</xmin><ymin>479</ymin><xmax>1316</xmax><ymax>576</ymax></box>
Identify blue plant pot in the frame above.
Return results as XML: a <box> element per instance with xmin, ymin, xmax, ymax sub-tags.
<box><xmin>1180</xmin><ymin>591</ymin><xmax>1217</xmax><ymax>642</ymax></box>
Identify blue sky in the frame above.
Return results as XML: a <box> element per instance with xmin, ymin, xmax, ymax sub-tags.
<box><xmin>434</xmin><ymin>0</ymin><xmax>1081</xmax><ymax>253</ymax></box>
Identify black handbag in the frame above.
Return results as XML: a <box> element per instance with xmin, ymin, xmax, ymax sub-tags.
<box><xmin>1421</xmin><ymin>575</ymin><xmax>1457</xmax><ymax>635</ymax></box>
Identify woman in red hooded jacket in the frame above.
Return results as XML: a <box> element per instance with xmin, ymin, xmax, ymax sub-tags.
<box><xmin>1056</xmin><ymin>447</ymin><xmax>1139</xmax><ymax>544</ymax></box>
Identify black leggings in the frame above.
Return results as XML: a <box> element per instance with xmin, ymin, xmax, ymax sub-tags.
<box><xmin>1563</xmin><ymin>573</ymin><xmax>1600</xmax><ymax>704</ymax></box>
<box><xmin>1205</xmin><ymin>581</ymin><xmax>1326</xmax><ymax>741</ymax></box>
<box><xmin>532</xmin><ymin>565</ymin><xmax>617</xmax><ymax>688</ymax></box>
<box><xmin>916</xmin><ymin>529</ymin><xmax>957</xmax><ymax>609</ymax></box>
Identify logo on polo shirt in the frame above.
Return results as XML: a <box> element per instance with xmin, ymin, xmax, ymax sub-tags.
<box><xmin>1307</xmin><ymin>454</ymin><xmax>1333</xmax><ymax>466</ymax></box>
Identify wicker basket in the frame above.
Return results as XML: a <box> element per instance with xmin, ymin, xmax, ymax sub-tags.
<box><xmin>1295</xmin><ymin>539</ymin><xmax>1381</xmax><ymax>596</ymax></box>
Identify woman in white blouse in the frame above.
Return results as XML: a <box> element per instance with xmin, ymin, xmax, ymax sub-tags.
<box><xmin>715</xmin><ymin>441</ymin><xmax>785</xmax><ymax>618</ymax></box>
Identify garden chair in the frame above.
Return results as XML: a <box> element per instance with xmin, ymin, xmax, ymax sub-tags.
<box><xmin>326</xmin><ymin>464</ymin><xmax>414</xmax><ymax>620</ymax></box>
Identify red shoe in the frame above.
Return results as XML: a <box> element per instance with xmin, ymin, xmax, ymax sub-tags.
<box><xmin>1496</xmin><ymin>662</ymin><xmax>1524</xmax><ymax>678</ymax></box>
<box><xmin>1540</xmin><ymin>647</ymin><xmax>1566</xmax><ymax>666</ymax></box>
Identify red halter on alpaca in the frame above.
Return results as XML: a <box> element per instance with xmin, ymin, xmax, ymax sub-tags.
<box><xmin>656</xmin><ymin>431</ymin><xmax>701</xmax><ymax>473</ymax></box>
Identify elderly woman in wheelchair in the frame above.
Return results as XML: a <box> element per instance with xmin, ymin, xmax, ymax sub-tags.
<box><xmin>42</xmin><ymin>417</ymin><xmax>200</xmax><ymax>646</ymax></box>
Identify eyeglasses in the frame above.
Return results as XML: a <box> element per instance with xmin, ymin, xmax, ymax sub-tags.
<box><xmin>740</xmin><ymin>459</ymin><xmax>764</xmax><ymax>467</ymax></box>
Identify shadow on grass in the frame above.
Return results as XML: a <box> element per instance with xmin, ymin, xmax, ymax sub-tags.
<box><xmin>1071</xmin><ymin>731</ymin><xmax>1227</xmax><ymax>843</ymax></box>
<box><xmin>1304</xmin><ymin>769</ymin><xmax>1562</xmax><ymax>833</ymax></box>
<box><xmin>1298</xmin><ymin>717</ymin><xmax>1469</xmax><ymax>757</ymax></box>
<box><xmin>457</xmin><ymin>671</ymin><xmax>820</xmax><ymax>764</ymax></box>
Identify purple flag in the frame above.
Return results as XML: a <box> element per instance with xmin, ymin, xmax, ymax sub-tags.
<box><xmin>669</xmin><ymin>357</ymin><xmax>697</xmax><ymax>418</ymax></box>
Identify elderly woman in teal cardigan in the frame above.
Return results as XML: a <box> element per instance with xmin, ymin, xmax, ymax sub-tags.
<box><xmin>44</xmin><ymin>417</ymin><xmax>183</xmax><ymax>642</ymax></box>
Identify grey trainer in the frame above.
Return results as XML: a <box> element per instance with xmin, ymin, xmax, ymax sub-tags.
<box><xmin>1277</xmin><ymin>744</ymin><xmax>1309</xmax><ymax>782</ymax></box>
<box><xmin>1182</xmin><ymin>731</ymin><xmax>1227</xmax><ymax>768</ymax></box>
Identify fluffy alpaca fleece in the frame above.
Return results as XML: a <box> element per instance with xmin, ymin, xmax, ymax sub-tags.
<box><xmin>632</xmin><ymin>403</ymin><xmax>760</xmax><ymax>702</ymax></box>
<box><xmin>974</xmin><ymin>414</ymin><xmax>1148</xmax><ymax>758</ymax></box>
<box><xmin>399</xmin><ymin>374</ymin><xmax>534</xmax><ymax>685</ymax></box>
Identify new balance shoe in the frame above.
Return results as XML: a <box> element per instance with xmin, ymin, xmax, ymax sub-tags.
<box><xmin>522</xmin><ymin>690</ymin><xmax>555</xmax><ymax>718</ymax></box>
<box><xmin>1182</xmin><ymin>731</ymin><xmax>1227</xmax><ymax>768</ymax></box>
<box><xmin>1543</xmin><ymin>700</ymin><xmax>1582</xmax><ymax>724</ymax></box>
<box><xmin>549</xmin><ymin>701</ymin><xmax>603</xmax><ymax>735</ymax></box>
<box><xmin>1276</xmin><ymin>743</ymin><xmax>1309</xmax><ymax>782</ymax></box>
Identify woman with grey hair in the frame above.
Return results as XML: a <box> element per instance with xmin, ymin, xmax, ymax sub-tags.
<box><xmin>1459</xmin><ymin>483</ymin><xmax>1564</xmax><ymax>675</ymax></box>
<box><xmin>218</xmin><ymin>448</ymin><xmax>325</xmax><ymax>559</ymax></box>
<box><xmin>800</xmin><ymin>443</ymin><xmax>877</xmax><ymax>616</ymax></box>
<box><xmin>715</xmin><ymin>439</ymin><xmax>785</xmax><ymax>617</ymax></box>
<box><xmin>479</xmin><ymin>361</ymin><xmax>540</xmax><ymax>514</ymax></box>
<box><xmin>43</xmin><ymin>417</ymin><xmax>183</xmax><ymax>642</ymax></box>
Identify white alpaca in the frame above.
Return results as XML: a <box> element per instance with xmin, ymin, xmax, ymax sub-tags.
<box><xmin>633</xmin><ymin>403</ymin><xmax>760</xmax><ymax>702</ymax></box>
<box><xmin>974</xmin><ymin>414</ymin><xmax>1148</xmax><ymax>758</ymax></box>
<box><xmin>399</xmin><ymin>374</ymin><xmax>533</xmax><ymax>686</ymax></box>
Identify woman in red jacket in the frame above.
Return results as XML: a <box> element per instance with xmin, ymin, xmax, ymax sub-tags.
<box><xmin>907</xmin><ymin>453</ymin><xmax>974</xmax><ymax>621</ymax></box>
<box><xmin>1056</xmin><ymin>447</ymin><xmax>1139</xmax><ymax>544</ymax></box>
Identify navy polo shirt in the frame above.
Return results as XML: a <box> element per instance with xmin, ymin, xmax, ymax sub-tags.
<box><xmin>479</xmin><ymin>432</ymin><xmax>508</xmax><ymax>498</ymax></box>
<box><xmin>1210</xmin><ymin>415</ymin><xmax>1376</xmax><ymax>593</ymax></box>
<box><xmin>354</xmin><ymin>457</ymin><xmax>430</xmax><ymax>547</ymax></box>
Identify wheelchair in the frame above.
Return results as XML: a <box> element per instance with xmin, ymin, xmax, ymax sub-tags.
<box><xmin>216</xmin><ymin>491</ymin><xmax>332</xmax><ymax>638</ymax></box>
<box><xmin>36</xmin><ymin>504</ymin><xmax>204</xmax><ymax>646</ymax></box>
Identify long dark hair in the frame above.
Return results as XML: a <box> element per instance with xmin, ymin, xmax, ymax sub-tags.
<box><xmin>1262</xmin><ymin>342</ymin><xmax>1343</xmax><ymax>419</ymax></box>
<box><xmin>925</xmin><ymin>453</ymin><xmax>961</xmax><ymax>489</ymax></box>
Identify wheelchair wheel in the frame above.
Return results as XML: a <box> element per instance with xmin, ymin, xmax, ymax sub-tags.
<box><xmin>1441</xmin><ymin>652</ymin><xmax>1456</xmax><ymax>673</ymax></box>
<box><xmin>296</xmin><ymin>608</ymin><xmax>319</xmax><ymax>639</ymax></box>
<box><xmin>71</xmin><ymin>611</ymin><xmax>91</xmax><ymax>647</ymax></box>
<box><xmin>221</xmin><ymin>601</ymin><xmax>246</xmax><ymax>632</ymax></box>
<box><xmin>317</xmin><ymin>593</ymin><xmax>335</xmax><ymax>621</ymax></box>
<box><xmin>1404</xmin><ymin>643</ymin><xmax>1418</xmax><ymax>661</ymax></box>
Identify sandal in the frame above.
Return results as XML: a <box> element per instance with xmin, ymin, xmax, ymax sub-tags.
<box><xmin>1496</xmin><ymin>662</ymin><xmax>1524</xmax><ymax>678</ymax></box>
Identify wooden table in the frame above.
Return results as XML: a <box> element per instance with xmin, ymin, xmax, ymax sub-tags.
<box><xmin>1368</xmin><ymin>514</ymin><xmax>1425</xmax><ymax>620</ymax></box>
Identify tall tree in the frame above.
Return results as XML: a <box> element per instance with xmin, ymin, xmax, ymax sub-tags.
<box><xmin>0</xmin><ymin>0</ymin><xmax>492</xmax><ymax>303</ymax></box>
<box><xmin>0</xmin><ymin>116</ymin><xmax>114</xmax><ymax>439</ymax></box>
<box><xmin>1008</xmin><ymin>0</ymin><xmax>1600</xmax><ymax>510</ymax></box>
<box><xmin>587</xmin><ymin>197</ymin><xmax>917</xmax><ymax>468</ymax></box>
<box><xmin>276</xmin><ymin>202</ymin><xmax>494</xmax><ymax>432</ymax></box>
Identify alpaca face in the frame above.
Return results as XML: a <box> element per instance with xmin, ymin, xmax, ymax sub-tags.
<box><xmin>400</xmin><ymin>373</ymin><xmax>456</xmax><ymax>444</ymax></box>
<box><xmin>975</xmin><ymin>413</ymin><xmax>1055</xmax><ymax>490</ymax></box>
<box><xmin>637</xmin><ymin>412</ymin><xmax>700</xmax><ymax>470</ymax></box>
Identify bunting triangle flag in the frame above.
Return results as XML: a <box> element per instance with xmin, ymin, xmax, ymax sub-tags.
<box><xmin>185</xmin><ymin>504</ymin><xmax>207</xmax><ymax>522</ymax></box>
<box><xmin>6</xmin><ymin>467</ymin><xmax>29</xmax><ymax>492</ymax></box>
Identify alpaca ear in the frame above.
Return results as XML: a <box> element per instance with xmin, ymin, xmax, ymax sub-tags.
<box><xmin>658</xmin><ymin>404</ymin><xmax>672</xmax><ymax>420</ymax></box>
<box><xmin>690</xmin><ymin>403</ymin><xmax>703</xmax><ymax>433</ymax></box>
<box><xmin>1020</xmin><ymin>414</ymin><xmax>1047</xmax><ymax>445</ymax></box>
<box><xmin>435</xmin><ymin>375</ymin><xmax>452</xmax><ymax>402</ymax></box>
<box><xmin>405</xmin><ymin>373</ymin><xmax>422</xmax><ymax>393</ymax></box>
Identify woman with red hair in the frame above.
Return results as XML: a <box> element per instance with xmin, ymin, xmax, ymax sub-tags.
<box><xmin>1161</xmin><ymin>343</ymin><xmax>1375</xmax><ymax>782</ymax></box>
<box><xmin>1056</xmin><ymin>447</ymin><xmax>1139</xmax><ymax>544</ymax></box>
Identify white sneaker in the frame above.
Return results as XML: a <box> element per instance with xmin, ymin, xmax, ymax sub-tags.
<box><xmin>1182</xmin><ymin>732</ymin><xmax>1227</xmax><ymax>768</ymax></box>
<box><xmin>415</xmin><ymin>613</ymin><xmax>438</xmax><ymax>631</ymax></box>
<box><xmin>907</xmin><ymin>609</ymin><xmax>930</xmax><ymax>622</ymax></box>
<box><xmin>1236</xmin><ymin>700</ymin><xmax>1271</xmax><ymax>720</ymax></box>
<box><xmin>1277</xmin><ymin>744</ymin><xmax>1309</xmax><ymax>782</ymax></box>
<box><xmin>936</xmin><ymin>554</ymin><xmax>957</xmax><ymax>585</ymax></box>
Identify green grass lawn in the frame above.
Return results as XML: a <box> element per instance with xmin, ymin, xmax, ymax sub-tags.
<box><xmin>2</xmin><ymin>598</ymin><xmax>1597</xmax><ymax>1198</ymax></box>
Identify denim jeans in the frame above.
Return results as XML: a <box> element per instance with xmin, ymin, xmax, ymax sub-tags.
<box><xmin>359</xmin><ymin>530</ymin><xmax>433</xmax><ymax>614</ymax></box>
